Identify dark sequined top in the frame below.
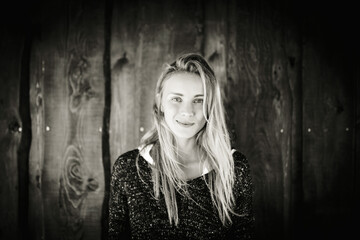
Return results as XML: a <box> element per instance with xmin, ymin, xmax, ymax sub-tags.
<box><xmin>108</xmin><ymin>148</ymin><xmax>254</xmax><ymax>239</ymax></box>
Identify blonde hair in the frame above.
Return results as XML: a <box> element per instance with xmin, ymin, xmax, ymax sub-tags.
<box><xmin>138</xmin><ymin>53</ymin><xmax>235</xmax><ymax>226</ymax></box>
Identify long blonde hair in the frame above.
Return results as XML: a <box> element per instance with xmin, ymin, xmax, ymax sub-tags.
<box><xmin>139</xmin><ymin>53</ymin><xmax>235</xmax><ymax>226</ymax></box>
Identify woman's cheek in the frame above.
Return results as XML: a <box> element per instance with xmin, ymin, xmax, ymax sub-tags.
<box><xmin>163</xmin><ymin>102</ymin><xmax>177</xmax><ymax>117</ymax></box>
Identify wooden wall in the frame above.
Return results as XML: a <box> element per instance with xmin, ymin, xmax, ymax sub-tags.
<box><xmin>0</xmin><ymin>0</ymin><xmax>357</xmax><ymax>239</ymax></box>
<box><xmin>0</xmin><ymin>20</ymin><xmax>24</xmax><ymax>240</ymax></box>
<box><xmin>301</xmin><ymin>2</ymin><xmax>357</xmax><ymax>238</ymax></box>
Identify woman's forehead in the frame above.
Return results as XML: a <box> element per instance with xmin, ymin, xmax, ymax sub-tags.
<box><xmin>162</xmin><ymin>72</ymin><xmax>204</xmax><ymax>96</ymax></box>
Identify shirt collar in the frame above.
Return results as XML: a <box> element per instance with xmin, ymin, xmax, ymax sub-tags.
<box><xmin>138</xmin><ymin>144</ymin><xmax>211</xmax><ymax>175</ymax></box>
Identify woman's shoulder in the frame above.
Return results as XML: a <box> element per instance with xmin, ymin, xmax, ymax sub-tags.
<box><xmin>231</xmin><ymin>149</ymin><xmax>252</xmax><ymax>188</ymax></box>
<box><xmin>112</xmin><ymin>148</ymin><xmax>140</xmax><ymax>173</ymax></box>
<box><xmin>232</xmin><ymin>149</ymin><xmax>252</xmax><ymax>177</ymax></box>
<box><xmin>231</xmin><ymin>149</ymin><xmax>248</xmax><ymax>167</ymax></box>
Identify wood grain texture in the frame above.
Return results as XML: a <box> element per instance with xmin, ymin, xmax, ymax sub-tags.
<box><xmin>302</xmin><ymin>23</ymin><xmax>355</xmax><ymax>239</ymax></box>
<box><xmin>225</xmin><ymin>1</ymin><xmax>300</xmax><ymax>238</ymax></box>
<box><xmin>281</xmin><ymin>6</ymin><xmax>303</xmax><ymax>239</ymax></box>
<box><xmin>110</xmin><ymin>0</ymin><xmax>141</xmax><ymax>163</ymax></box>
<box><xmin>110</xmin><ymin>0</ymin><xmax>203</xmax><ymax>165</ymax></box>
<box><xmin>0</xmin><ymin>26</ymin><xmax>23</xmax><ymax>240</ymax></box>
<box><xmin>29</xmin><ymin>42</ymin><xmax>46</xmax><ymax>240</ymax></box>
<box><xmin>203</xmin><ymin>0</ymin><xmax>227</xmax><ymax>88</ymax></box>
<box><xmin>28</xmin><ymin>0</ymin><xmax>105</xmax><ymax>239</ymax></box>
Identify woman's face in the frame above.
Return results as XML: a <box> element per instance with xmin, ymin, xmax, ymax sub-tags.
<box><xmin>161</xmin><ymin>72</ymin><xmax>207</xmax><ymax>140</ymax></box>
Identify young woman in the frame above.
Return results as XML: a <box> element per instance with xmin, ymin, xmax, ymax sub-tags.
<box><xmin>109</xmin><ymin>53</ymin><xmax>254</xmax><ymax>239</ymax></box>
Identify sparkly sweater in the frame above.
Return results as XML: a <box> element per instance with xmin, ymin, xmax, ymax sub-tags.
<box><xmin>108</xmin><ymin>147</ymin><xmax>254</xmax><ymax>239</ymax></box>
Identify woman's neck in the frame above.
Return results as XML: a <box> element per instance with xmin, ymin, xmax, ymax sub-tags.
<box><xmin>176</xmin><ymin>137</ymin><xmax>199</xmax><ymax>163</ymax></box>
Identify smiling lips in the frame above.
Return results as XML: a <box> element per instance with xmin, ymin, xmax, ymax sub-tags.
<box><xmin>176</xmin><ymin>120</ymin><xmax>195</xmax><ymax>127</ymax></box>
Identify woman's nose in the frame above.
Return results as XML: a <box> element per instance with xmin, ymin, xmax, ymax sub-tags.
<box><xmin>181</xmin><ymin>111</ymin><xmax>194</xmax><ymax>117</ymax></box>
<box><xmin>180</xmin><ymin>103</ymin><xmax>194</xmax><ymax>117</ymax></box>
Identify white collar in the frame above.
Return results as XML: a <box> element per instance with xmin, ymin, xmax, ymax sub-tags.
<box><xmin>138</xmin><ymin>144</ymin><xmax>211</xmax><ymax>175</ymax></box>
<box><xmin>138</xmin><ymin>144</ymin><xmax>155</xmax><ymax>165</ymax></box>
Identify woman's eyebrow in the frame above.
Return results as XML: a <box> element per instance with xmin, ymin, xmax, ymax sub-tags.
<box><xmin>168</xmin><ymin>92</ymin><xmax>183</xmax><ymax>96</ymax></box>
<box><xmin>168</xmin><ymin>93</ymin><xmax>204</xmax><ymax>97</ymax></box>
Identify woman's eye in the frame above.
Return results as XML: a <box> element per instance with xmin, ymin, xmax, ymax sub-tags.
<box><xmin>171</xmin><ymin>97</ymin><xmax>182</xmax><ymax>102</ymax></box>
<box><xmin>194</xmin><ymin>98</ymin><xmax>203</xmax><ymax>104</ymax></box>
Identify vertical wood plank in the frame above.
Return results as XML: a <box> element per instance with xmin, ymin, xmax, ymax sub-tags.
<box><xmin>203</xmin><ymin>0</ymin><xmax>231</xmax><ymax>146</ymax></box>
<box><xmin>28</xmin><ymin>0</ymin><xmax>105</xmax><ymax>239</ymax></box>
<box><xmin>110</xmin><ymin>0</ymin><xmax>203</xmax><ymax>164</ymax></box>
<box><xmin>355</xmin><ymin>57</ymin><xmax>360</xmax><ymax>232</ymax></box>
<box><xmin>110</xmin><ymin>0</ymin><xmax>141</xmax><ymax>163</ymax></box>
<box><xmin>225</xmin><ymin>0</ymin><xmax>301</xmax><ymax>239</ymax></box>
<box><xmin>282</xmin><ymin>5</ymin><xmax>303</xmax><ymax>239</ymax></box>
<box><xmin>302</xmin><ymin>15</ymin><xmax>356</xmax><ymax>239</ymax></box>
<box><xmin>203</xmin><ymin>0</ymin><xmax>227</xmax><ymax>88</ymax></box>
<box><xmin>0</xmin><ymin>24</ymin><xmax>24</xmax><ymax>240</ymax></box>
<box><xmin>226</xmin><ymin>0</ymin><xmax>238</xmax><ymax>147</ymax></box>
<box><xmin>29</xmin><ymin>42</ymin><xmax>46</xmax><ymax>240</ymax></box>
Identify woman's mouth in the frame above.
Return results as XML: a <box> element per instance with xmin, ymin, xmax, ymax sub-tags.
<box><xmin>176</xmin><ymin>120</ymin><xmax>194</xmax><ymax>127</ymax></box>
